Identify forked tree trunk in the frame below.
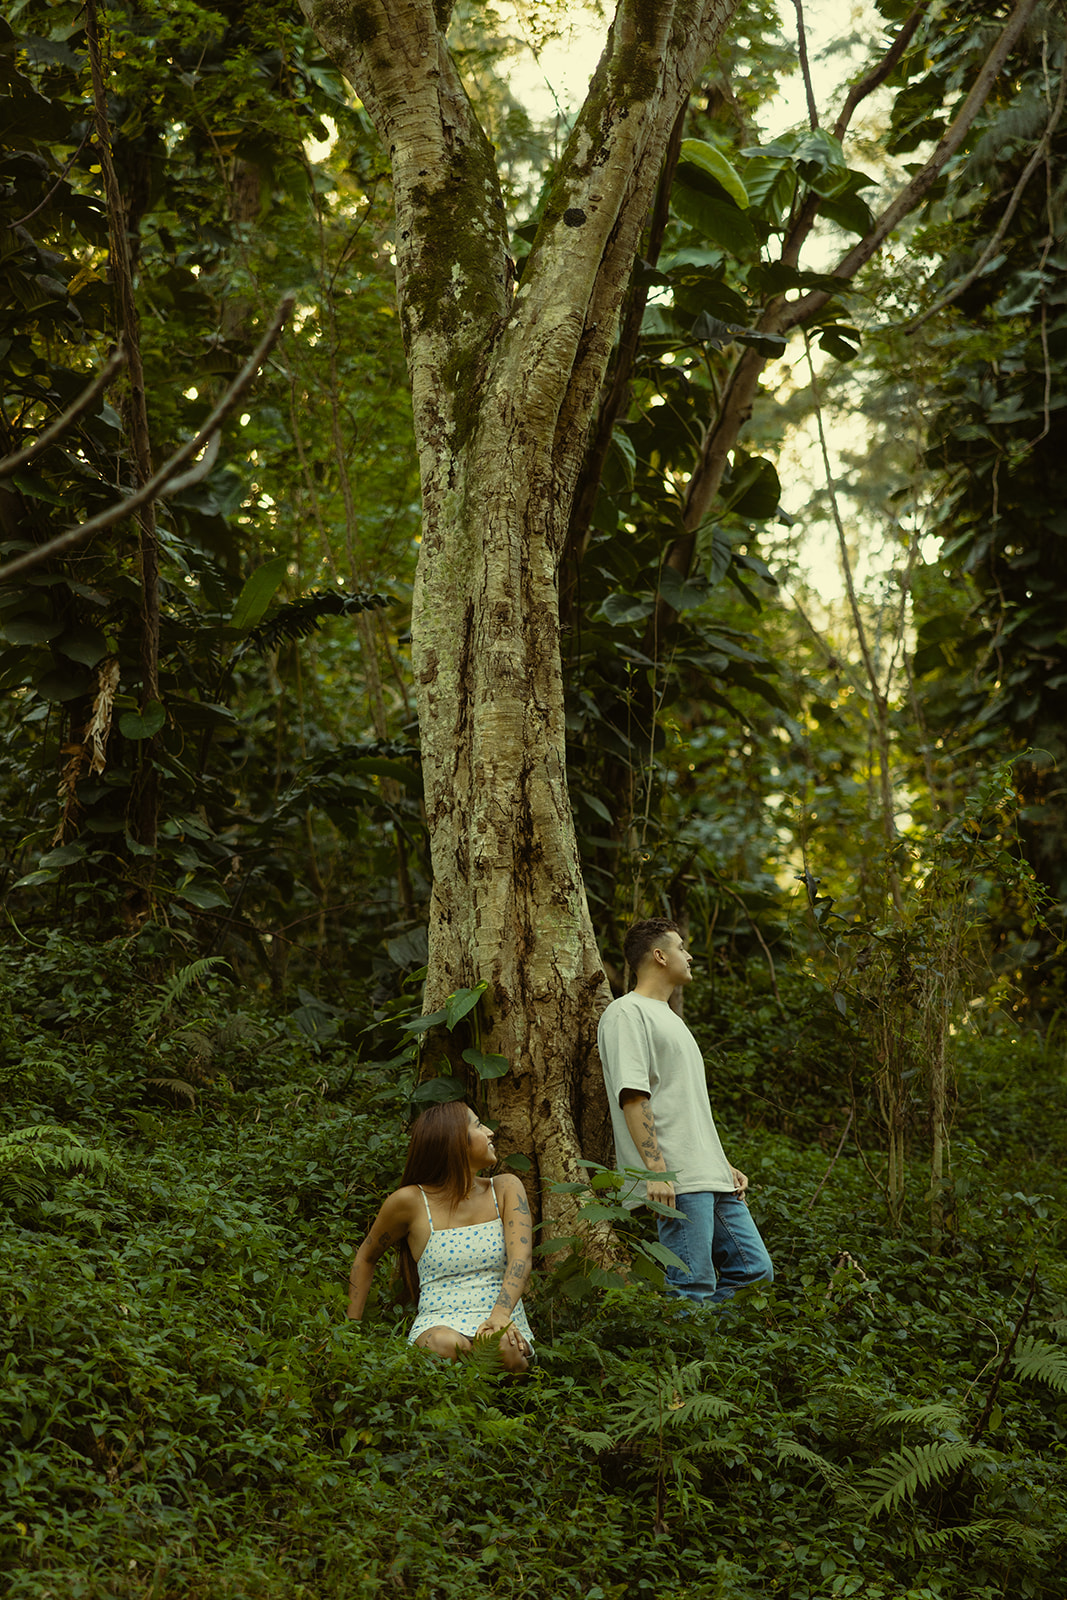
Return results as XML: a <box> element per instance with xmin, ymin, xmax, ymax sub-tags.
<box><xmin>297</xmin><ymin>0</ymin><xmax>741</xmax><ymax>1219</ymax></box>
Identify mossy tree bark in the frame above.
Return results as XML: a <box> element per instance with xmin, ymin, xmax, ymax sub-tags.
<box><xmin>296</xmin><ymin>0</ymin><xmax>740</xmax><ymax>1220</ymax></box>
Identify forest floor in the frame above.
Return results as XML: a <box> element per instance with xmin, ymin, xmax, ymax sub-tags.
<box><xmin>3</xmin><ymin>933</ymin><xmax>1067</xmax><ymax>1599</ymax></box>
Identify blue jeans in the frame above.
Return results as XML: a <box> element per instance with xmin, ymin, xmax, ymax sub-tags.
<box><xmin>657</xmin><ymin>1191</ymin><xmax>774</xmax><ymax>1304</ymax></box>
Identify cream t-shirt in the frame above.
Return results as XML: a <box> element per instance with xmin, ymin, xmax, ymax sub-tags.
<box><xmin>598</xmin><ymin>991</ymin><xmax>734</xmax><ymax>1207</ymax></box>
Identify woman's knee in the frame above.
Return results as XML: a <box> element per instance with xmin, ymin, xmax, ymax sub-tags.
<box><xmin>415</xmin><ymin>1325</ymin><xmax>472</xmax><ymax>1359</ymax></box>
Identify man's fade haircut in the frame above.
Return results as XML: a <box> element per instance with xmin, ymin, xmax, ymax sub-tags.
<box><xmin>624</xmin><ymin>917</ymin><xmax>682</xmax><ymax>977</ymax></box>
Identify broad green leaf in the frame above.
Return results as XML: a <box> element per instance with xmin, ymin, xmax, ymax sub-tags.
<box><xmin>343</xmin><ymin>757</ymin><xmax>423</xmax><ymax>792</ymax></box>
<box><xmin>819</xmin><ymin>326</ymin><xmax>862</xmax><ymax>362</ymax></box>
<box><xmin>462</xmin><ymin>1046</ymin><xmax>510</xmax><ymax>1080</ymax></box>
<box><xmin>36</xmin><ymin>665</ymin><xmax>91</xmax><ymax>702</ymax></box>
<box><xmin>177</xmin><ymin>881</ymin><xmax>229</xmax><ymax>910</ymax></box>
<box><xmin>695</xmin><ymin>522</ymin><xmax>734</xmax><ymax>588</ymax></box>
<box><xmin>4</xmin><ymin>615</ymin><xmax>63</xmax><ymax>645</ymax></box>
<box><xmin>402</xmin><ymin>1008</ymin><xmax>448</xmax><ymax>1034</ymax></box>
<box><xmin>56</xmin><ymin>625</ymin><xmax>109</xmax><ymax>667</ymax></box>
<box><xmin>11</xmin><ymin>868</ymin><xmax>61</xmax><ymax>889</ymax></box>
<box><xmin>678</xmin><ymin>139</ymin><xmax>749</xmax><ymax>209</ymax></box>
<box><xmin>446</xmin><ymin>983</ymin><xmax>486</xmax><ymax>1030</ymax></box>
<box><xmin>659</xmin><ymin>566</ymin><xmax>709</xmax><ymax>613</ymax></box>
<box><xmin>577</xmin><ymin>790</ymin><xmax>613</xmax><ymax>825</ymax></box>
<box><xmin>723</xmin><ymin>454</ymin><xmax>781</xmax><ymax>520</ymax></box>
<box><xmin>672</xmin><ymin>186</ymin><xmax>760</xmax><ymax>258</ymax></box>
<box><xmin>411</xmin><ymin>1074</ymin><xmax>468</xmax><ymax>1104</ymax></box>
<box><xmin>230</xmin><ymin>555</ymin><xmax>289</xmax><ymax>632</ymax></box>
<box><xmin>37</xmin><ymin>844</ymin><xmax>86</xmax><ymax>868</ymax></box>
<box><xmin>598</xmin><ymin>593</ymin><xmax>654</xmax><ymax>627</ymax></box>
<box><xmin>119</xmin><ymin>701</ymin><xmax>166</xmax><ymax>739</ymax></box>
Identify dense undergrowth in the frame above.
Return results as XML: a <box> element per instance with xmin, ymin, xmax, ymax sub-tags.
<box><xmin>3</xmin><ymin>935</ymin><xmax>1067</xmax><ymax>1599</ymax></box>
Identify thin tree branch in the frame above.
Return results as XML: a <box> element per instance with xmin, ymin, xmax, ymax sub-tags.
<box><xmin>0</xmin><ymin>296</ymin><xmax>295</xmax><ymax>582</ymax></box>
<box><xmin>784</xmin><ymin>0</ymin><xmax>1041</xmax><ymax>330</ymax></box>
<box><xmin>0</xmin><ymin>343</ymin><xmax>127</xmax><ymax>480</ymax></box>
<box><xmin>792</xmin><ymin>0</ymin><xmax>819</xmax><ymax>132</ymax></box>
<box><xmin>900</xmin><ymin>62</ymin><xmax>1067</xmax><ymax>334</ymax></box>
<box><xmin>13</xmin><ymin>125</ymin><xmax>93</xmax><ymax>227</ymax></box>
<box><xmin>832</xmin><ymin>2</ymin><xmax>933</xmax><ymax>141</ymax></box>
<box><xmin>968</xmin><ymin>1261</ymin><xmax>1038</xmax><ymax>1445</ymax></box>
<box><xmin>807</xmin><ymin>1110</ymin><xmax>854</xmax><ymax>1210</ymax></box>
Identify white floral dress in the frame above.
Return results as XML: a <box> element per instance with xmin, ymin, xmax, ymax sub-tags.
<box><xmin>407</xmin><ymin>1180</ymin><xmax>534</xmax><ymax>1346</ymax></box>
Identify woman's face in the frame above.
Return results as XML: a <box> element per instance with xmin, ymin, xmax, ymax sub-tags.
<box><xmin>466</xmin><ymin>1108</ymin><xmax>496</xmax><ymax>1170</ymax></box>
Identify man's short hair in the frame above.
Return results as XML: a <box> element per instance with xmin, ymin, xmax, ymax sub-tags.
<box><xmin>624</xmin><ymin>917</ymin><xmax>682</xmax><ymax>975</ymax></box>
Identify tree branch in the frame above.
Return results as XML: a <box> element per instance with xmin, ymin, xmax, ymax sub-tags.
<box><xmin>0</xmin><ymin>343</ymin><xmax>127</xmax><ymax>481</ymax></box>
<box><xmin>784</xmin><ymin>0</ymin><xmax>1042</xmax><ymax>330</ymax></box>
<box><xmin>792</xmin><ymin>0</ymin><xmax>818</xmax><ymax>132</ymax></box>
<box><xmin>832</xmin><ymin>1</ymin><xmax>933</xmax><ymax>142</ymax></box>
<box><xmin>656</xmin><ymin>0</ymin><xmax>1041</xmax><ymax>614</ymax></box>
<box><xmin>0</xmin><ymin>296</ymin><xmax>294</xmax><ymax>583</ymax></box>
<box><xmin>899</xmin><ymin>58</ymin><xmax>1067</xmax><ymax>334</ymax></box>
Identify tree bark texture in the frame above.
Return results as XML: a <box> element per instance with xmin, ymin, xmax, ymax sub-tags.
<box><xmin>298</xmin><ymin>0</ymin><xmax>741</xmax><ymax>1217</ymax></box>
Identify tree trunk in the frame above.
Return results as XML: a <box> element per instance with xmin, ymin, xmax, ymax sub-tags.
<box><xmin>298</xmin><ymin>0</ymin><xmax>741</xmax><ymax>1219</ymax></box>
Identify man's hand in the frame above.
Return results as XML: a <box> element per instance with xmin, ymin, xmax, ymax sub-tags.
<box><xmin>731</xmin><ymin>1165</ymin><xmax>749</xmax><ymax>1198</ymax></box>
<box><xmin>645</xmin><ymin>1176</ymin><xmax>676</xmax><ymax>1209</ymax></box>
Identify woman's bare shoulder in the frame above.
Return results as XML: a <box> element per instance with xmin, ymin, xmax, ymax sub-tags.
<box><xmin>494</xmin><ymin>1172</ymin><xmax>531</xmax><ymax>1206</ymax></box>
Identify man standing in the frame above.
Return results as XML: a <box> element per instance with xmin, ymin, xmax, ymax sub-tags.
<box><xmin>597</xmin><ymin>917</ymin><xmax>773</xmax><ymax>1304</ymax></box>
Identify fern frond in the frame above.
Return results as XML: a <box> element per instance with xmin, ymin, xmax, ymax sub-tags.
<box><xmin>146</xmin><ymin>1076</ymin><xmax>199</xmax><ymax>1105</ymax></box>
<box><xmin>0</xmin><ymin>1126</ymin><xmax>118</xmax><ymax>1208</ymax></box>
<box><xmin>144</xmin><ymin>957</ymin><xmax>230</xmax><ymax>1030</ymax></box>
<box><xmin>663</xmin><ymin>1391</ymin><xmax>734</xmax><ymax>1429</ymax></box>
<box><xmin>776</xmin><ymin>1438</ymin><xmax>863</xmax><ymax>1505</ymax></box>
<box><xmin>910</xmin><ymin>1517</ymin><xmax>1048</xmax><ymax>1556</ymax></box>
<box><xmin>877</xmin><ymin>1402</ymin><xmax>966</xmax><ymax>1433</ymax></box>
<box><xmin>1012</xmin><ymin>1336</ymin><xmax>1067</xmax><ymax>1395</ymax></box>
<box><xmin>566</xmin><ymin>1429</ymin><xmax>616</xmax><ymax>1453</ymax></box>
<box><xmin>862</xmin><ymin>1441</ymin><xmax>986</xmax><ymax>1519</ymax></box>
<box><xmin>245</xmin><ymin>589</ymin><xmax>389</xmax><ymax>654</ymax></box>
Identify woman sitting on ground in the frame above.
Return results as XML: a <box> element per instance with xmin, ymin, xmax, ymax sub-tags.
<box><xmin>347</xmin><ymin>1101</ymin><xmax>535</xmax><ymax>1373</ymax></box>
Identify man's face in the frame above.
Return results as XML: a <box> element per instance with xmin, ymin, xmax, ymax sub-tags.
<box><xmin>658</xmin><ymin>931</ymin><xmax>693</xmax><ymax>987</ymax></box>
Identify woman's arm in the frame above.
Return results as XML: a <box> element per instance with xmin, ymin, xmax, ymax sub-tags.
<box><xmin>347</xmin><ymin>1189</ymin><xmax>413</xmax><ymax>1320</ymax></box>
<box><xmin>475</xmin><ymin>1174</ymin><xmax>533</xmax><ymax>1337</ymax></box>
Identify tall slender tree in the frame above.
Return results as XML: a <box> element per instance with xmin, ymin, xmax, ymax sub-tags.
<box><xmin>294</xmin><ymin>0</ymin><xmax>1046</xmax><ymax>1213</ymax></box>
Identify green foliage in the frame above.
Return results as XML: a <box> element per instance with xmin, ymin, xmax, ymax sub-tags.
<box><xmin>4</xmin><ymin>931</ymin><xmax>1067</xmax><ymax>1597</ymax></box>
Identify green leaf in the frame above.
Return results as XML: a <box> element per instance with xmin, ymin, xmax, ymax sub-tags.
<box><xmin>2</xmin><ymin>615</ymin><xmax>63</xmax><ymax>645</ymax></box>
<box><xmin>230</xmin><ymin>555</ymin><xmax>289</xmax><ymax>632</ymax></box>
<box><xmin>678</xmin><ymin>139</ymin><xmax>749</xmax><ymax>209</ymax></box>
<box><xmin>119</xmin><ymin>701</ymin><xmax>166</xmax><ymax>739</ymax></box>
<box><xmin>55</xmin><ymin>625</ymin><xmax>109</xmax><ymax>667</ymax></box>
<box><xmin>723</xmin><ymin>454</ymin><xmax>781</xmax><ymax>520</ymax></box>
<box><xmin>402</xmin><ymin>1008</ymin><xmax>448</xmax><ymax>1034</ymax></box>
<box><xmin>503</xmin><ymin>1153</ymin><xmax>533</xmax><ymax>1172</ymax></box>
<box><xmin>411</xmin><ymin>1075</ymin><xmax>468</xmax><ymax>1105</ymax></box>
<box><xmin>598</xmin><ymin>593</ymin><xmax>654</xmax><ymax>627</ymax></box>
<box><xmin>695</xmin><ymin>522</ymin><xmax>734</xmax><ymax>588</ymax></box>
<box><xmin>658</xmin><ymin>566</ymin><xmax>709</xmax><ymax>613</ymax></box>
<box><xmin>577</xmin><ymin>790</ymin><xmax>613</xmax><ymax>825</ymax></box>
<box><xmin>445</xmin><ymin>984</ymin><xmax>487</xmax><ymax>1030</ymax></box>
<box><xmin>35</xmin><ymin>665</ymin><xmax>91</xmax><ymax>702</ymax></box>
<box><xmin>177</xmin><ymin>881</ymin><xmax>228</xmax><ymax>910</ymax></box>
<box><xmin>37</xmin><ymin>844</ymin><xmax>86</xmax><ymax>869</ymax></box>
<box><xmin>461</xmin><ymin>1046</ymin><xmax>510</xmax><ymax>1080</ymax></box>
<box><xmin>672</xmin><ymin>186</ymin><xmax>761</xmax><ymax>258</ymax></box>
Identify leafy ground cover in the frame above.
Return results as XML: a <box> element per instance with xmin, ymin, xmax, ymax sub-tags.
<box><xmin>3</xmin><ymin>935</ymin><xmax>1067</xmax><ymax>1599</ymax></box>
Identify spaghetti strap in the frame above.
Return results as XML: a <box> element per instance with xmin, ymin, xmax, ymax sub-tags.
<box><xmin>489</xmin><ymin>1178</ymin><xmax>500</xmax><ymax>1219</ymax></box>
<box><xmin>417</xmin><ymin>1184</ymin><xmax>435</xmax><ymax>1231</ymax></box>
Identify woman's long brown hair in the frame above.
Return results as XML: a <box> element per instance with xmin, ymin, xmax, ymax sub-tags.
<box><xmin>394</xmin><ymin>1101</ymin><xmax>476</xmax><ymax>1307</ymax></box>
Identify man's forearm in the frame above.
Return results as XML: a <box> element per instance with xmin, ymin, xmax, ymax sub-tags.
<box><xmin>622</xmin><ymin>1094</ymin><xmax>668</xmax><ymax>1172</ymax></box>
